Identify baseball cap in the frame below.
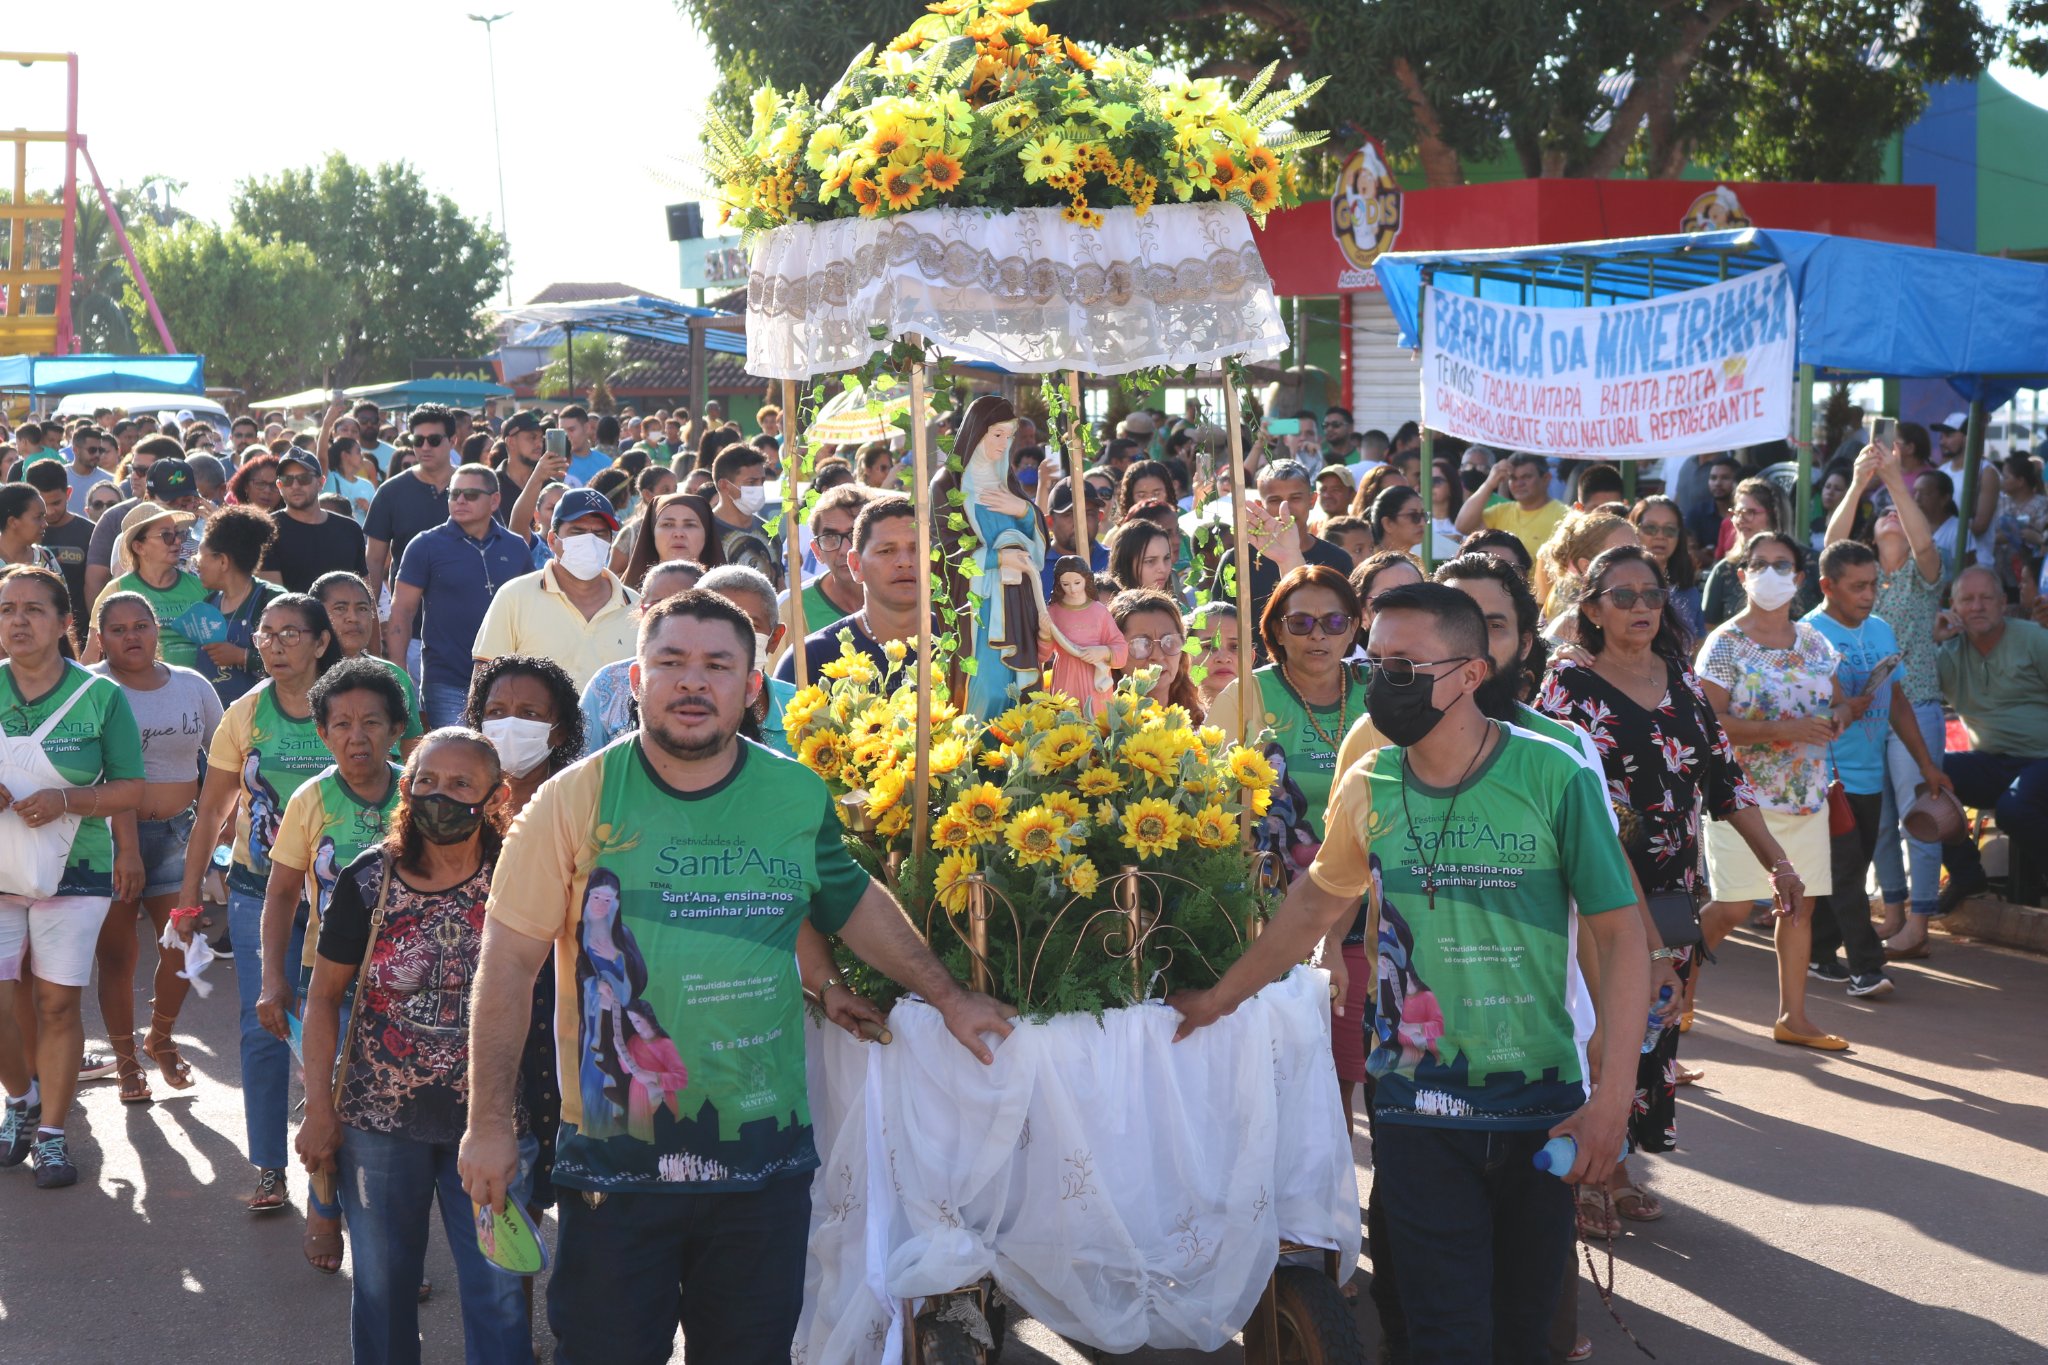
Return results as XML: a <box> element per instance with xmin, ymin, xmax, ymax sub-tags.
<box><xmin>1049</xmin><ymin>479</ymin><xmax>1106</xmax><ymax>514</ymax></box>
<box><xmin>1931</xmin><ymin>411</ymin><xmax>1968</xmax><ymax>433</ymax></box>
<box><xmin>502</xmin><ymin>410</ymin><xmax>543</xmax><ymax>435</ymax></box>
<box><xmin>145</xmin><ymin>458</ymin><xmax>197</xmax><ymax>501</ymax></box>
<box><xmin>278</xmin><ymin>450</ymin><xmax>322</xmax><ymax>479</ymax></box>
<box><xmin>551</xmin><ymin>487</ymin><xmax>621</xmax><ymax>532</ymax></box>
<box><xmin>1316</xmin><ymin>464</ymin><xmax>1358</xmax><ymax>491</ymax></box>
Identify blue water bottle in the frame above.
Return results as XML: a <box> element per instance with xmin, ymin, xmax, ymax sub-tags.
<box><xmin>1532</xmin><ymin>1135</ymin><xmax>1577</xmax><ymax>1176</ymax></box>
<box><xmin>1640</xmin><ymin>985</ymin><xmax>1675</xmax><ymax>1053</ymax></box>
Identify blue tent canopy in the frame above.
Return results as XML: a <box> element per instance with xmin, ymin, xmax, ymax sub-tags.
<box><xmin>0</xmin><ymin>353</ymin><xmax>206</xmax><ymax>398</ymax></box>
<box><xmin>1374</xmin><ymin>228</ymin><xmax>2048</xmax><ymax>407</ymax></box>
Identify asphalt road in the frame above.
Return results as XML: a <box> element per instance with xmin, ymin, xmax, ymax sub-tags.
<box><xmin>2</xmin><ymin>921</ymin><xmax>2042</xmax><ymax>1364</ymax></box>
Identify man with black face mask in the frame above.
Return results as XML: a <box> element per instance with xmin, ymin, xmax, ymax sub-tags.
<box><xmin>1175</xmin><ymin>582</ymin><xmax>1647</xmax><ymax>1365</ymax></box>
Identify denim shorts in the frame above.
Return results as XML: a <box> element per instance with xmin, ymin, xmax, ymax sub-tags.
<box><xmin>135</xmin><ymin>806</ymin><xmax>198</xmax><ymax>900</ymax></box>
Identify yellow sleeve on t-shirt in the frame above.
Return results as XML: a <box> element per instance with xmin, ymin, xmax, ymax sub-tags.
<box><xmin>487</xmin><ymin>757</ymin><xmax>603</xmax><ymax>945</ymax></box>
<box><xmin>207</xmin><ymin>690</ymin><xmax>259</xmax><ymax>774</ymax></box>
<box><xmin>1307</xmin><ymin>760</ymin><xmax>1375</xmax><ymax>900</ymax></box>
<box><xmin>270</xmin><ymin>780</ymin><xmax>322</xmax><ymax>875</ymax></box>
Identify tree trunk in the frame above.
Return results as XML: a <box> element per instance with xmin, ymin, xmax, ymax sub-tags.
<box><xmin>1581</xmin><ymin>0</ymin><xmax>1751</xmax><ymax>180</ymax></box>
<box><xmin>1391</xmin><ymin>56</ymin><xmax>1463</xmax><ymax>187</ymax></box>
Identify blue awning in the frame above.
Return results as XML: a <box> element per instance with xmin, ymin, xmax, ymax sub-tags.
<box><xmin>0</xmin><ymin>353</ymin><xmax>207</xmax><ymax>398</ymax></box>
<box><xmin>498</xmin><ymin>295</ymin><xmax>746</xmax><ymax>355</ymax></box>
<box><xmin>1374</xmin><ymin>229</ymin><xmax>2048</xmax><ymax>406</ymax></box>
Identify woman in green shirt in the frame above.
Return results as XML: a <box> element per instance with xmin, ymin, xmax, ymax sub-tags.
<box><xmin>309</xmin><ymin>571</ymin><xmax>424</xmax><ymax>759</ymax></box>
<box><xmin>89</xmin><ymin>505</ymin><xmax>207</xmax><ymax>670</ymax></box>
<box><xmin>0</xmin><ymin>566</ymin><xmax>145</xmax><ymax>1189</ymax></box>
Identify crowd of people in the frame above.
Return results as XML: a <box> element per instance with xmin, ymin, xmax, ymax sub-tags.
<box><xmin>0</xmin><ymin>389</ymin><xmax>2042</xmax><ymax>1365</ymax></box>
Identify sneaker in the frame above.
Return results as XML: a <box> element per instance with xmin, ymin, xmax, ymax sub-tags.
<box><xmin>1808</xmin><ymin>959</ymin><xmax>1851</xmax><ymax>984</ymax></box>
<box><xmin>78</xmin><ymin>1050</ymin><xmax>119</xmax><ymax>1082</ymax></box>
<box><xmin>0</xmin><ymin>1100</ymin><xmax>41</xmax><ymax>1167</ymax></box>
<box><xmin>31</xmin><ymin>1133</ymin><xmax>77</xmax><ymax>1189</ymax></box>
<box><xmin>1847</xmin><ymin>971</ymin><xmax>1895</xmax><ymax>999</ymax></box>
<box><xmin>211</xmin><ymin>931</ymin><xmax>234</xmax><ymax>961</ymax></box>
<box><xmin>1936</xmin><ymin>870</ymin><xmax>1987</xmax><ymax>917</ymax></box>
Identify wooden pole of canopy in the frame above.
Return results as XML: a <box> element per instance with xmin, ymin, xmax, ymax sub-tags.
<box><xmin>910</xmin><ymin>359</ymin><xmax>935</xmax><ymax>870</ymax></box>
<box><xmin>1222</xmin><ymin>363</ymin><xmax>1261</xmax><ymax>928</ymax></box>
<box><xmin>1957</xmin><ymin>397</ymin><xmax>1987</xmax><ymax>566</ymax></box>
<box><xmin>782</xmin><ymin>377</ymin><xmax>808</xmax><ymax>686</ymax></box>
<box><xmin>1065</xmin><ymin>370</ymin><xmax>1090</xmax><ymax>562</ymax></box>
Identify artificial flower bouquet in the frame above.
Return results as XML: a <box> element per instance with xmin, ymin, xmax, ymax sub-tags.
<box><xmin>786</xmin><ymin>633</ymin><xmax>1272</xmax><ymax>1015</ymax></box>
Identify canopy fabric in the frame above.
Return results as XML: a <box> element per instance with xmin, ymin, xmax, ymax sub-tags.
<box><xmin>1374</xmin><ymin>228</ymin><xmax>2048</xmax><ymax>406</ymax></box>
<box><xmin>497</xmin><ymin>294</ymin><xmax>746</xmax><ymax>356</ymax></box>
<box><xmin>0</xmin><ymin>353</ymin><xmax>206</xmax><ymax>398</ymax></box>
<box><xmin>807</xmin><ymin>384</ymin><xmax>911</xmax><ymax>445</ymax></box>
<box><xmin>249</xmin><ymin>377</ymin><xmax>515</xmax><ymax>410</ymax></box>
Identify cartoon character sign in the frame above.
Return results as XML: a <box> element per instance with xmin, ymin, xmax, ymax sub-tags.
<box><xmin>1680</xmin><ymin>185</ymin><xmax>1752</xmax><ymax>234</ymax></box>
<box><xmin>1331</xmin><ymin>138</ymin><xmax>1404</xmax><ymax>272</ymax></box>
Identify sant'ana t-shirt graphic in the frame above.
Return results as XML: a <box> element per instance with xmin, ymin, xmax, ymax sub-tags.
<box><xmin>515</xmin><ymin>739</ymin><xmax>869</xmax><ymax>1193</ymax></box>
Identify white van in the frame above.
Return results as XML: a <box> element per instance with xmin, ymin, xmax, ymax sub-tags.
<box><xmin>52</xmin><ymin>392</ymin><xmax>233</xmax><ymax>444</ymax></box>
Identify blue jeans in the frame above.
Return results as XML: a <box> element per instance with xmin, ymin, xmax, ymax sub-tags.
<box><xmin>547</xmin><ymin>1173</ymin><xmax>810</xmax><ymax>1365</ymax></box>
<box><xmin>1875</xmin><ymin>700</ymin><xmax>1945</xmax><ymax>914</ymax></box>
<box><xmin>421</xmin><ymin>680</ymin><xmax>472</xmax><ymax>733</ymax></box>
<box><xmin>1942</xmin><ymin>749</ymin><xmax>2048</xmax><ymax>904</ymax></box>
<box><xmin>226</xmin><ymin>885</ymin><xmax>303</xmax><ymax>1171</ymax></box>
<box><xmin>338</xmin><ymin>1125</ymin><xmax>538</xmax><ymax>1365</ymax></box>
<box><xmin>1371</xmin><ymin>1123</ymin><xmax>1574</xmax><ymax>1365</ymax></box>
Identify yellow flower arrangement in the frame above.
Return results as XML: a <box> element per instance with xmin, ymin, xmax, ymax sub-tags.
<box><xmin>1190</xmin><ymin>804</ymin><xmax>1236</xmax><ymax>849</ymax></box>
<box><xmin>1031</xmin><ymin>723</ymin><xmax>1093</xmax><ymax>774</ymax></box>
<box><xmin>1005</xmin><ymin>805</ymin><xmax>1068</xmax><ymax>866</ymax></box>
<box><xmin>1076</xmin><ymin>766</ymin><xmax>1125</xmax><ymax>797</ymax></box>
<box><xmin>1228</xmin><ymin>747</ymin><xmax>1279</xmax><ymax>791</ymax></box>
<box><xmin>1061</xmin><ymin>854</ymin><xmax>1100</xmax><ymax>897</ymax></box>
<box><xmin>935</xmin><ymin>850</ymin><xmax>979</xmax><ymax>913</ymax></box>
<box><xmin>702</xmin><ymin>0</ymin><xmax>1326</xmax><ymax>234</ymax></box>
<box><xmin>1120</xmin><ymin>797</ymin><xmax>1182</xmax><ymax>859</ymax></box>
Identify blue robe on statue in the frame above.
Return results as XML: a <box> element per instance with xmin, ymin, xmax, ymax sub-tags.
<box><xmin>961</xmin><ymin>450</ymin><xmax>1046</xmax><ymax>719</ymax></box>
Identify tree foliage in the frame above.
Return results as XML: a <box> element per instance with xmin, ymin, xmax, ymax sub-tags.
<box><xmin>121</xmin><ymin>222</ymin><xmax>345</xmax><ymax>398</ymax></box>
<box><xmin>232</xmin><ymin>153</ymin><xmax>506</xmax><ymax>385</ymax></box>
<box><xmin>678</xmin><ymin>0</ymin><xmax>2046</xmax><ymax>188</ymax></box>
<box><xmin>535</xmin><ymin>333</ymin><xmax>648</xmax><ymax>413</ymax></box>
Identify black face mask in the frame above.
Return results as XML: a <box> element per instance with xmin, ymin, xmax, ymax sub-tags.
<box><xmin>1367</xmin><ymin>668</ymin><xmax>1449</xmax><ymax>747</ymax></box>
<box><xmin>409</xmin><ymin>792</ymin><xmax>486</xmax><ymax>844</ymax></box>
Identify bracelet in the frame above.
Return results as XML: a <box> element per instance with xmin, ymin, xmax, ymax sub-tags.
<box><xmin>169</xmin><ymin>906</ymin><xmax>205</xmax><ymax>924</ymax></box>
<box><xmin>1650</xmin><ymin>947</ymin><xmax>1679</xmax><ymax>962</ymax></box>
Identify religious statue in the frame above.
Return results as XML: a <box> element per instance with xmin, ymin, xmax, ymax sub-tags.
<box><xmin>956</xmin><ymin>394</ymin><xmax>1047</xmax><ymax>719</ymax></box>
<box><xmin>1038</xmin><ymin>555</ymin><xmax>1127</xmax><ymax>717</ymax></box>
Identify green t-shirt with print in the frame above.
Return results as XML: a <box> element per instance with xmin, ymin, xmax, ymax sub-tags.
<box><xmin>1250</xmin><ymin>662</ymin><xmax>1371</xmax><ymax>844</ymax></box>
<box><xmin>272</xmin><ymin>761</ymin><xmax>401</xmax><ymax>967</ymax></box>
<box><xmin>104</xmin><ymin>570</ymin><xmax>209</xmax><ymax>670</ymax></box>
<box><xmin>499</xmin><ymin>737</ymin><xmax>870</xmax><ymax>1194</ymax></box>
<box><xmin>0</xmin><ymin>663</ymin><xmax>144</xmax><ymax>895</ymax></box>
<box><xmin>1354</xmin><ymin>723</ymin><xmax>1635</xmax><ymax>1131</ymax></box>
<box><xmin>368</xmin><ymin>655</ymin><xmax>425</xmax><ymax>744</ymax></box>
<box><xmin>210</xmin><ymin>682</ymin><xmax>335</xmax><ymax>894</ymax></box>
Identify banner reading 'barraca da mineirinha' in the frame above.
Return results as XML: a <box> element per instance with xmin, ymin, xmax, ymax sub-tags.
<box><xmin>1421</xmin><ymin>263</ymin><xmax>1794</xmax><ymax>459</ymax></box>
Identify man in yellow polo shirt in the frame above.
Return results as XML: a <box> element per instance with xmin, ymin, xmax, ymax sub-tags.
<box><xmin>1452</xmin><ymin>451</ymin><xmax>1567</xmax><ymax>560</ymax></box>
<box><xmin>472</xmin><ymin>487</ymin><xmax>639</xmax><ymax>688</ymax></box>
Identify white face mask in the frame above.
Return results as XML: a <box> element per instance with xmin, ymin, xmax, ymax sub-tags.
<box><xmin>481</xmin><ymin>715</ymin><xmax>555</xmax><ymax>778</ymax></box>
<box><xmin>733</xmin><ymin>484</ymin><xmax>767</xmax><ymax>517</ymax></box>
<box><xmin>1744</xmin><ymin>564</ymin><xmax>1797</xmax><ymax>611</ymax></box>
<box><xmin>753</xmin><ymin>630</ymin><xmax>773</xmax><ymax>672</ymax></box>
<box><xmin>555</xmin><ymin>532</ymin><xmax>611</xmax><ymax>580</ymax></box>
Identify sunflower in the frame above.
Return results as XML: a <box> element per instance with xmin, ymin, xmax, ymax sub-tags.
<box><xmin>922</xmin><ymin>150</ymin><xmax>964</xmax><ymax>193</ymax></box>
<box><xmin>934</xmin><ymin>850</ymin><xmax>978</xmax><ymax>914</ymax></box>
<box><xmin>879</xmin><ymin>162</ymin><xmax>925</xmax><ymax>211</ymax></box>
<box><xmin>867</xmin><ymin>764</ymin><xmax>908</xmax><ymax>815</ymax></box>
<box><xmin>824</xmin><ymin>640</ymin><xmax>880</xmax><ymax>679</ymax></box>
<box><xmin>864</xmin><ymin>114</ymin><xmax>916</xmax><ymax>161</ymax></box>
<box><xmin>1076</xmin><ymin>766</ymin><xmax>1124</xmax><ymax>797</ymax></box>
<box><xmin>951</xmin><ymin>782</ymin><xmax>1011</xmax><ymax>834</ymax></box>
<box><xmin>1199</xmin><ymin>725</ymin><xmax>1227</xmax><ymax>749</ymax></box>
<box><xmin>1190</xmin><ymin>804</ymin><xmax>1235</xmax><ymax>849</ymax></box>
<box><xmin>783</xmin><ymin>685</ymin><xmax>829</xmax><ymax>733</ymax></box>
<box><xmin>877</xmin><ymin>805</ymin><xmax>910</xmax><ymax>838</ymax></box>
<box><xmin>991</xmin><ymin>102</ymin><xmax>1039</xmax><ymax>140</ymax></box>
<box><xmin>1031</xmin><ymin>723</ymin><xmax>1093</xmax><ymax>774</ymax></box>
<box><xmin>798</xmin><ymin>731</ymin><xmax>846</xmax><ymax>779</ymax></box>
<box><xmin>1250</xmin><ymin>787</ymin><xmax>1273</xmax><ymax>817</ymax></box>
<box><xmin>929</xmin><ymin>737</ymin><xmax>969</xmax><ymax>776</ymax></box>
<box><xmin>805</xmin><ymin>124</ymin><xmax>849</xmax><ymax>172</ymax></box>
<box><xmin>1061</xmin><ymin>854</ymin><xmax>1101</xmax><ymax>897</ymax></box>
<box><xmin>1019</xmin><ymin>134</ymin><xmax>1077</xmax><ymax>185</ymax></box>
<box><xmin>1241</xmin><ymin>169</ymin><xmax>1281</xmax><ymax>216</ymax></box>
<box><xmin>933</xmin><ymin>812</ymin><xmax>976</xmax><ymax>849</ymax></box>
<box><xmin>1062</xmin><ymin>36</ymin><xmax>1097</xmax><ymax>71</ymax></box>
<box><xmin>1120</xmin><ymin>797</ymin><xmax>1183</xmax><ymax>859</ymax></box>
<box><xmin>1244</xmin><ymin>143</ymin><xmax>1279</xmax><ymax>176</ymax></box>
<box><xmin>993</xmin><ymin>0</ymin><xmax>1035</xmax><ymax>15</ymax></box>
<box><xmin>1228</xmin><ymin>747</ymin><xmax>1279</xmax><ymax>790</ymax></box>
<box><xmin>978</xmin><ymin>748</ymin><xmax>1012</xmax><ymax>771</ymax></box>
<box><xmin>1210</xmin><ymin>152</ymin><xmax>1240</xmax><ymax>191</ymax></box>
<box><xmin>1005</xmin><ymin>805</ymin><xmax>1067</xmax><ymax>866</ymax></box>
<box><xmin>1120</xmin><ymin>731</ymin><xmax>1179</xmax><ymax>787</ymax></box>
<box><xmin>1041</xmin><ymin>790</ymin><xmax>1090</xmax><ymax>830</ymax></box>
<box><xmin>883</xmin><ymin>637</ymin><xmax>910</xmax><ymax>664</ymax></box>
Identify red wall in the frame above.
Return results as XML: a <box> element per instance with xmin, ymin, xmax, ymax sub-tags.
<box><xmin>1254</xmin><ymin>178</ymin><xmax>1939</xmax><ymax>298</ymax></box>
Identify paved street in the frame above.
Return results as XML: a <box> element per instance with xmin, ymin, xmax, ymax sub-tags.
<box><xmin>2</xmin><ymin>920</ymin><xmax>2044</xmax><ymax>1364</ymax></box>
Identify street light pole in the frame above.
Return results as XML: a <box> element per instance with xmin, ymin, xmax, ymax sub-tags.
<box><xmin>470</xmin><ymin>11</ymin><xmax>515</xmax><ymax>306</ymax></box>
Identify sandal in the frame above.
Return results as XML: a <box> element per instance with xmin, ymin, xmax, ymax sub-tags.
<box><xmin>1568</xmin><ymin>1337</ymin><xmax>1594</xmax><ymax>1361</ymax></box>
<box><xmin>1678</xmin><ymin>1006</ymin><xmax>1694</xmax><ymax>1034</ymax></box>
<box><xmin>1673</xmin><ymin>1063</ymin><xmax>1706</xmax><ymax>1087</ymax></box>
<box><xmin>305</xmin><ymin>1190</ymin><xmax>345</xmax><ymax>1275</ymax></box>
<box><xmin>1575</xmin><ymin>1185</ymin><xmax>1621</xmax><ymax>1239</ymax></box>
<box><xmin>143</xmin><ymin>1010</ymin><xmax>196</xmax><ymax>1091</ymax></box>
<box><xmin>249</xmin><ymin>1167</ymin><xmax>289</xmax><ymax>1213</ymax></box>
<box><xmin>112</xmin><ymin>1033</ymin><xmax>152</xmax><ymax>1106</ymax></box>
<box><xmin>1611</xmin><ymin>1182</ymin><xmax>1666</xmax><ymax>1222</ymax></box>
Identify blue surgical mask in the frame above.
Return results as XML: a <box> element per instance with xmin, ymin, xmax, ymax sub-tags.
<box><xmin>1018</xmin><ymin>466</ymin><xmax>1039</xmax><ymax>489</ymax></box>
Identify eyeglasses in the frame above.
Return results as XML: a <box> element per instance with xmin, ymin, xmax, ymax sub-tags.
<box><xmin>1597</xmin><ymin>587</ymin><xmax>1668</xmax><ymax>610</ymax></box>
<box><xmin>415</xmin><ymin>433</ymin><xmax>449</xmax><ymax>448</ymax></box>
<box><xmin>278</xmin><ymin>472</ymin><xmax>319</xmax><ymax>487</ymax></box>
<box><xmin>1125</xmin><ymin>632</ymin><xmax>1185</xmax><ymax>661</ymax></box>
<box><xmin>1391</xmin><ymin>510</ymin><xmax>1425</xmax><ymax>525</ymax></box>
<box><xmin>449</xmin><ymin>488</ymin><xmax>492</xmax><ymax>502</ymax></box>
<box><xmin>813</xmin><ymin>530</ymin><xmax>851</xmax><ymax>553</ymax></box>
<box><xmin>1365</xmin><ymin>655</ymin><xmax>1473</xmax><ymax>687</ymax></box>
<box><xmin>143</xmin><ymin>530</ymin><xmax>183</xmax><ymax>546</ymax></box>
<box><xmin>1635</xmin><ymin>521</ymin><xmax>1680</xmax><ymax>540</ymax></box>
<box><xmin>1281</xmin><ymin>611</ymin><xmax>1354</xmax><ymax>637</ymax></box>
<box><xmin>253</xmin><ymin>627</ymin><xmax>309</xmax><ymax>647</ymax></box>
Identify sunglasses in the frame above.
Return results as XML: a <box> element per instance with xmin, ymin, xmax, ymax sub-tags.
<box><xmin>278</xmin><ymin>472</ymin><xmax>320</xmax><ymax>487</ymax></box>
<box><xmin>415</xmin><ymin>433</ymin><xmax>449</xmax><ymax>448</ymax></box>
<box><xmin>448</xmin><ymin>488</ymin><xmax>492</xmax><ymax>502</ymax></box>
<box><xmin>1635</xmin><ymin>521</ymin><xmax>1680</xmax><ymax>540</ymax></box>
<box><xmin>1125</xmin><ymin>632</ymin><xmax>1185</xmax><ymax>661</ymax></box>
<box><xmin>1598</xmin><ymin>587</ymin><xmax>1668</xmax><ymax>610</ymax></box>
<box><xmin>1365</xmin><ymin>655</ymin><xmax>1473</xmax><ymax>687</ymax></box>
<box><xmin>1281</xmin><ymin>611</ymin><xmax>1354</xmax><ymax>637</ymax></box>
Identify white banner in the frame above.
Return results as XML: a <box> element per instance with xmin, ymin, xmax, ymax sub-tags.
<box><xmin>1421</xmin><ymin>263</ymin><xmax>1795</xmax><ymax>459</ymax></box>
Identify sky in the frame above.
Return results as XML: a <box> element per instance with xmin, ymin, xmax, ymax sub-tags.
<box><xmin>4</xmin><ymin>2</ymin><xmax>2047</xmax><ymax>319</ymax></box>
<box><xmin>2</xmin><ymin>0</ymin><xmax>723</xmax><ymax>306</ymax></box>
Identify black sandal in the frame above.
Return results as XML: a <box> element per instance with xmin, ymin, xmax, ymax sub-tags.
<box><xmin>248</xmin><ymin>1167</ymin><xmax>289</xmax><ymax>1213</ymax></box>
